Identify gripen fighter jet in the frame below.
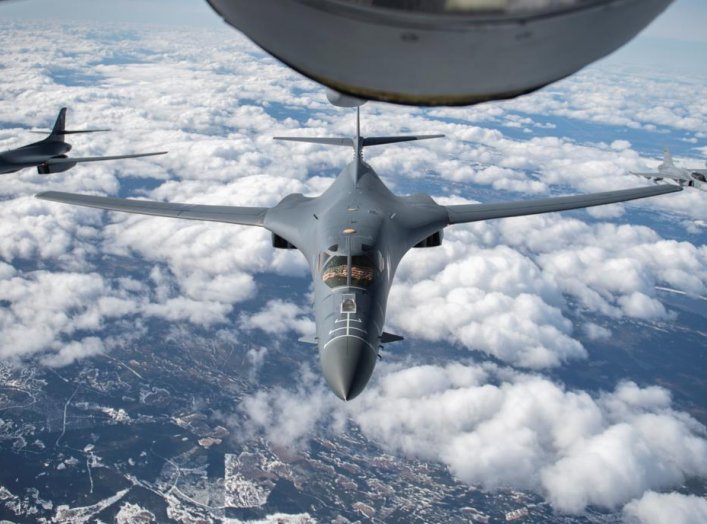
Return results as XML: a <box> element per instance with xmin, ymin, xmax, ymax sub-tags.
<box><xmin>205</xmin><ymin>0</ymin><xmax>673</xmax><ymax>105</ymax></box>
<box><xmin>631</xmin><ymin>147</ymin><xmax>707</xmax><ymax>192</ymax></box>
<box><xmin>36</xmin><ymin>110</ymin><xmax>681</xmax><ymax>400</ymax></box>
<box><xmin>0</xmin><ymin>108</ymin><xmax>166</xmax><ymax>175</ymax></box>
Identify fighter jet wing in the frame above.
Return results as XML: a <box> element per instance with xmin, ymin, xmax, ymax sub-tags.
<box><xmin>45</xmin><ymin>151</ymin><xmax>167</xmax><ymax>164</ymax></box>
<box><xmin>36</xmin><ymin>191</ymin><xmax>268</xmax><ymax>226</ymax></box>
<box><xmin>630</xmin><ymin>171</ymin><xmax>675</xmax><ymax>181</ymax></box>
<box><xmin>445</xmin><ymin>185</ymin><xmax>681</xmax><ymax>225</ymax></box>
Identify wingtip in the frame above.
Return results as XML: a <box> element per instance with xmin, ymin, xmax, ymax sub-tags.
<box><xmin>35</xmin><ymin>191</ymin><xmax>54</xmax><ymax>201</ymax></box>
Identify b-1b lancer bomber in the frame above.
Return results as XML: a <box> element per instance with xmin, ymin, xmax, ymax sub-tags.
<box><xmin>0</xmin><ymin>108</ymin><xmax>166</xmax><ymax>175</ymax></box>
<box><xmin>37</xmin><ymin>110</ymin><xmax>681</xmax><ymax>400</ymax></box>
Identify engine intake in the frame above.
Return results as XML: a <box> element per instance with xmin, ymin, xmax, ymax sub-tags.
<box><xmin>414</xmin><ymin>230</ymin><xmax>443</xmax><ymax>248</ymax></box>
<box><xmin>37</xmin><ymin>156</ymin><xmax>75</xmax><ymax>175</ymax></box>
<box><xmin>272</xmin><ymin>233</ymin><xmax>296</xmax><ymax>249</ymax></box>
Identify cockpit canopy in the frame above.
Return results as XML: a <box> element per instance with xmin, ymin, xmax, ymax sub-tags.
<box><xmin>320</xmin><ymin>250</ymin><xmax>382</xmax><ymax>289</ymax></box>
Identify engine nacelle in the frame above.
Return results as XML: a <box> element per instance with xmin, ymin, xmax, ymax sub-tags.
<box><xmin>414</xmin><ymin>230</ymin><xmax>443</xmax><ymax>248</ymax></box>
<box><xmin>37</xmin><ymin>156</ymin><xmax>75</xmax><ymax>175</ymax></box>
<box><xmin>272</xmin><ymin>233</ymin><xmax>296</xmax><ymax>249</ymax></box>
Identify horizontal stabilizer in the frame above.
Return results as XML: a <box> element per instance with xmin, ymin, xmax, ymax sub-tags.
<box><xmin>274</xmin><ymin>137</ymin><xmax>352</xmax><ymax>147</ymax></box>
<box><xmin>363</xmin><ymin>135</ymin><xmax>444</xmax><ymax>147</ymax></box>
<box><xmin>274</xmin><ymin>135</ymin><xmax>443</xmax><ymax>148</ymax></box>
<box><xmin>298</xmin><ymin>335</ymin><xmax>318</xmax><ymax>344</ymax></box>
<box><xmin>381</xmin><ymin>332</ymin><xmax>404</xmax><ymax>343</ymax></box>
<box><xmin>57</xmin><ymin>129</ymin><xmax>111</xmax><ymax>135</ymax></box>
<box><xmin>31</xmin><ymin>129</ymin><xmax>110</xmax><ymax>135</ymax></box>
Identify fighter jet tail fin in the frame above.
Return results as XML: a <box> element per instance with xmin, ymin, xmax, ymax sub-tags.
<box><xmin>660</xmin><ymin>146</ymin><xmax>674</xmax><ymax>168</ymax></box>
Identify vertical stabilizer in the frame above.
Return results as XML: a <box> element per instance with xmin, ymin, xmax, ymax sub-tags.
<box><xmin>354</xmin><ymin>106</ymin><xmax>363</xmax><ymax>163</ymax></box>
<box><xmin>660</xmin><ymin>146</ymin><xmax>674</xmax><ymax>168</ymax></box>
<box><xmin>49</xmin><ymin>107</ymin><xmax>68</xmax><ymax>142</ymax></box>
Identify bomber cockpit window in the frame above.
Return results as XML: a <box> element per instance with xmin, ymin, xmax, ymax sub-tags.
<box><xmin>321</xmin><ymin>252</ymin><xmax>380</xmax><ymax>289</ymax></box>
<box><xmin>350</xmin><ymin>255</ymin><xmax>376</xmax><ymax>288</ymax></box>
<box><xmin>322</xmin><ymin>256</ymin><xmax>349</xmax><ymax>288</ymax></box>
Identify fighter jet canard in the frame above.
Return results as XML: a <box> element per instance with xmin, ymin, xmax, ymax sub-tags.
<box><xmin>0</xmin><ymin>108</ymin><xmax>167</xmax><ymax>176</ymax></box>
<box><xmin>36</xmin><ymin>107</ymin><xmax>682</xmax><ymax>401</ymax></box>
<box><xmin>631</xmin><ymin>147</ymin><xmax>707</xmax><ymax>193</ymax></box>
<box><xmin>205</xmin><ymin>0</ymin><xmax>674</xmax><ymax>106</ymax></box>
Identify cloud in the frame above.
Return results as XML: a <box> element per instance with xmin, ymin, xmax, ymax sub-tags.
<box><xmin>240</xmin><ymin>299</ymin><xmax>315</xmax><ymax>338</ymax></box>
<box><xmin>0</xmin><ymin>270</ymin><xmax>136</xmax><ymax>364</ymax></box>
<box><xmin>355</xmin><ymin>367</ymin><xmax>707</xmax><ymax>514</ymax></box>
<box><xmin>40</xmin><ymin>336</ymin><xmax>104</xmax><ymax>367</ymax></box>
<box><xmin>383</xmin><ymin>212</ymin><xmax>706</xmax><ymax>368</ymax></box>
<box><xmin>388</xmin><ymin>243</ymin><xmax>584</xmax><ymax>368</ymax></box>
<box><xmin>236</xmin><ymin>366</ymin><xmax>338</xmax><ymax>448</ymax></box>
<box><xmin>623</xmin><ymin>491</ymin><xmax>707</xmax><ymax>524</ymax></box>
<box><xmin>236</xmin><ymin>363</ymin><xmax>707</xmax><ymax>515</ymax></box>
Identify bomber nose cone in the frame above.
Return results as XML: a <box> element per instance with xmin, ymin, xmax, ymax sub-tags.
<box><xmin>321</xmin><ymin>336</ymin><xmax>377</xmax><ymax>401</ymax></box>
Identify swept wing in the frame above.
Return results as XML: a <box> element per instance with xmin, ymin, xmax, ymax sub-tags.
<box><xmin>36</xmin><ymin>191</ymin><xmax>268</xmax><ymax>226</ymax></box>
<box><xmin>445</xmin><ymin>185</ymin><xmax>682</xmax><ymax>225</ymax></box>
<box><xmin>45</xmin><ymin>151</ymin><xmax>168</xmax><ymax>165</ymax></box>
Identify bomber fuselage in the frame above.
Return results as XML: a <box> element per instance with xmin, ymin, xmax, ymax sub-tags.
<box><xmin>0</xmin><ymin>140</ymin><xmax>71</xmax><ymax>174</ymax></box>
<box><xmin>265</xmin><ymin>158</ymin><xmax>447</xmax><ymax>399</ymax></box>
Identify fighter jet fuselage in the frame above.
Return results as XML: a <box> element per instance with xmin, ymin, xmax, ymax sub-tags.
<box><xmin>632</xmin><ymin>147</ymin><xmax>707</xmax><ymax>193</ymax></box>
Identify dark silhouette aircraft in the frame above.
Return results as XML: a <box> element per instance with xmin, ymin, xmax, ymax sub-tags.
<box><xmin>0</xmin><ymin>108</ymin><xmax>166</xmax><ymax>175</ymax></box>
<box><xmin>36</xmin><ymin>109</ymin><xmax>681</xmax><ymax>400</ymax></box>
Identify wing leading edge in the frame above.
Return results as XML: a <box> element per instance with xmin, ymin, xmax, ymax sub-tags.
<box><xmin>45</xmin><ymin>151</ymin><xmax>168</xmax><ymax>165</ymax></box>
<box><xmin>36</xmin><ymin>191</ymin><xmax>268</xmax><ymax>226</ymax></box>
<box><xmin>445</xmin><ymin>185</ymin><xmax>682</xmax><ymax>225</ymax></box>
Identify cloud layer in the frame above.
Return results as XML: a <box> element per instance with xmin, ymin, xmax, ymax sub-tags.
<box><xmin>236</xmin><ymin>362</ymin><xmax>707</xmax><ymax>515</ymax></box>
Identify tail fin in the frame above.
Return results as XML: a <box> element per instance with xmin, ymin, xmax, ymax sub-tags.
<box><xmin>46</xmin><ymin>107</ymin><xmax>109</xmax><ymax>141</ymax></box>
<box><xmin>660</xmin><ymin>146</ymin><xmax>674</xmax><ymax>168</ymax></box>
<box><xmin>274</xmin><ymin>107</ymin><xmax>443</xmax><ymax>161</ymax></box>
<box><xmin>48</xmin><ymin>108</ymin><xmax>68</xmax><ymax>142</ymax></box>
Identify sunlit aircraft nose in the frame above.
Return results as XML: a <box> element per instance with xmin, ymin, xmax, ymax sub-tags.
<box><xmin>321</xmin><ymin>336</ymin><xmax>376</xmax><ymax>401</ymax></box>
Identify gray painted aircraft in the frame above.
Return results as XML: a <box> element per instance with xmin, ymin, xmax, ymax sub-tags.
<box><xmin>36</xmin><ymin>109</ymin><xmax>681</xmax><ymax>400</ymax></box>
<box><xmin>205</xmin><ymin>0</ymin><xmax>673</xmax><ymax>105</ymax></box>
<box><xmin>0</xmin><ymin>108</ymin><xmax>166</xmax><ymax>175</ymax></box>
<box><xmin>631</xmin><ymin>147</ymin><xmax>707</xmax><ymax>192</ymax></box>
